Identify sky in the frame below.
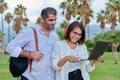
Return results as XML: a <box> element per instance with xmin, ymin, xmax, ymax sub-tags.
<box><xmin>1</xmin><ymin>0</ymin><xmax>110</xmax><ymax>44</ymax></box>
<box><xmin>4</xmin><ymin>0</ymin><xmax>109</xmax><ymax>26</ymax></box>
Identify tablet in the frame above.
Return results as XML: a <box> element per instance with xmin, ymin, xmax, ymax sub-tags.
<box><xmin>88</xmin><ymin>41</ymin><xmax>109</xmax><ymax>60</ymax></box>
<box><xmin>81</xmin><ymin>41</ymin><xmax>109</xmax><ymax>61</ymax></box>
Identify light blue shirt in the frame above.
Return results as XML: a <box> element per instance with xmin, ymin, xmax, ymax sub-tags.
<box><xmin>6</xmin><ymin>24</ymin><xmax>59</xmax><ymax>80</ymax></box>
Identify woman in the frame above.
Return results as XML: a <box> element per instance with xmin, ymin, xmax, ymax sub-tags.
<box><xmin>52</xmin><ymin>21</ymin><xmax>103</xmax><ymax>80</ymax></box>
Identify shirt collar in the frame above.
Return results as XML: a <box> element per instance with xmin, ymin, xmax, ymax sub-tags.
<box><xmin>35</xmin><ymin>24</ymin><xmax>54</xmax><ymax>36</ymax></box>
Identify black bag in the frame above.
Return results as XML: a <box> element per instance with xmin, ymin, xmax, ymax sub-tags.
<box><xmin>9</xmin><ymin>27</ymin><xmax>38</xmax><ymax>77</ymax></box>
<box><xmin>68</xmin><ymin>69</ymin><xmax>84</xmax><ymax>80</ymax></box>
<box><xmin>9</xmin><ymin>57</ymin><xmax>28</xmax><ymax>77</ymax></box>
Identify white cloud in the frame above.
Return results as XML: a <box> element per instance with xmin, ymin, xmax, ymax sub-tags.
<box><xmin>4</xmin><ymin>0</ymin><xmax>64</xmax><ymax>22</ymax></box>
<box><xmin>51</xmin><ymin>0</ymin><xmax>64</xmax><ymax>5</ymax></box>
<box><xmin>5</xmin><ymin>0</ymin><xmax>39</xmax><ymax>10</ymax></box>
<box><xmin>4</xmin><ymin>0</ymin><xmax>108</xmax><ymax>25</ymax></box>
<box><xmin>91</xmin><ymin>0</ymin><xmax>108</xmax><ymax>13</ymax></box>
<box><xmin>90</xmin><ymin>0</ymin><xmax>109</xmax><ymax>24</ymax></box>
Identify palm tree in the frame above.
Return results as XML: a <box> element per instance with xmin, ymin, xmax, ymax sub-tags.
<box><xmin>0</xmin><ymin>0</ymin><xmax>8</xmax><ymax>53</ymax></box>
<box><xmin>22</xmin><ymin>17</ymin><xmax>29</xmax><ymax>27</ymax></box>
<box><xmin>60</xmin><ymin>0</ymin><xmax>78</xmax><ymax>23</ymax></box>
<box><xmin>60</xmin><ymin>0</ymin><xmax>93</xmax><ymax>28</ymax></box>
<box><xmin>0</xmin><ymin>30</ymin><xmax>3</xmax><ymax>42</ymax></box>
<box><xmin>36</xmin><ymin>17</ymin><xmax>41</xmax><ymax>24</ymax></box>
<box><xmin>105</xmin><ymin>0</ymin><xmax>120</xmax><ymax>32</ymax></box>
<box><xmin>96</xmin><ymin>0</ymin><xmax>120</xmax><ymax>64</ymax></box>
<box><xmin>60</xmin><ymin>20</ymin><xmax>68</xmax><ymax>37</ymax></box>
<box><xmin>78</xmin><ymin>0</ymin><xmax>93</xmax><ymax>27</ymax></box>
<box><xmin>60</xmin><ymin>0</ymin><xmax>93</xmax><ymax>40</ymax></box>
<box><xmin>13</xmin><ymin>4</ymin><xmax>29</xmax><ymax>33</ymax></box>
<box><xmin>96</xmin><ymin>10</ymin><xmax>106</xmax><ymax>33</ymax></box>
<box><xmin>12</xmin><ymin>18</ymin><xmax>21</xmax><ymax>33</ymax></box>
<box><xmin>60</xmin><ymin>20</ymin><xmax>68</xmax><ymax>29</ymax></box>
<box><xmin>94</xmin><ymin>30</ymin><xmax>120</xmax><ymax>64</ymax></box>
<box><xmin>4</xmin><ymin>12</ymin><xmax>13</xmax><ymax>43</ymax></box>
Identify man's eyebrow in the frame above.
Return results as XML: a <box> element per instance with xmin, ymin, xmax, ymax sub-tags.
<box><xmin>48</xmin><ymin>19</ymin><xmax>56</xmax><ymax>21</ymax></box>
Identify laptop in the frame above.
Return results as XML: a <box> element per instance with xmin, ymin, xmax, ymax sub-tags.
<box><xmin>81</xmin><ymin>41</ymin><xmax>109</xmax><ymax>61</ymax></box>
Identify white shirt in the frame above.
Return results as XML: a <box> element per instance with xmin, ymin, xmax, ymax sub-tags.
<box><xmin>52</xmin><ymin>40</ymin><xmax>95</xmax><ymax>80</ymax></box>
<box><xmin>6</xmin><ymin>24</ymin><xmax>59</xmax><ymax>80</ymax></box>
<box><xmin>68</xmin><ymin>49</ymin><xmax>81</xmax><ymax>72</ymax></box>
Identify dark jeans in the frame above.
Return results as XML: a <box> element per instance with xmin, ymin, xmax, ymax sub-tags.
<box><xmin>21</xmin><ymin>75</ymin><xmax>28</xmax><ymax>80</ymax></box>
<box><xmin>69</xmin><ymin>69</ymin><xmax>84</xmax><ymax>80</ymax></box>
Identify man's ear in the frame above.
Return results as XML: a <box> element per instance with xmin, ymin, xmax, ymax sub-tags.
<box><xmin>40</xmin><ymin>17</ymin><xmax>44</xmax><ymax>24</ymax></box>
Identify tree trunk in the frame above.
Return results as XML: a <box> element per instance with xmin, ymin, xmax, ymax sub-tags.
<box><xmin>1</xmin><ymin>13</ymin><xmax>4</xmax><ymax>54</ymax></box>
<box><xmin>87</xmin><ymin>25</ymin><xmax>90</xmax><ymax>39</ymax></box>
<box><xmin>8</xmin><ymin>23</ymin><xmax>10</xmax><ymax>43</ymax></box>
<box><xmin>111</xmin><ymin>43</ymin><xmax>119</xmax><ymax>64</ymax></box>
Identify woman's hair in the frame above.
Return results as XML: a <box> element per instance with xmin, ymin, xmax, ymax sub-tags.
<box><xmin>41</xmin><ymin>7</ymin><xmax>57</xmax><ymax>19</ymax></box>
<box><xmin>64</xmin><ymin>21</ymin><xmax>85</xmax><ymax>44</ymax></box>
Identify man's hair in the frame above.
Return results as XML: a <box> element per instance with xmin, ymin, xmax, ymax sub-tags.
<box><xmin>41</xmin><ymin>7</ymin><xmax>57</xmax><ymax>18</ymax></box>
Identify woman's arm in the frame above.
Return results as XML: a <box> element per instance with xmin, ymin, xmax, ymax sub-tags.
<box><xmin>57</xmin><ymin>55</ymin><xmax>80</xmax><ymax>67</ymax></box>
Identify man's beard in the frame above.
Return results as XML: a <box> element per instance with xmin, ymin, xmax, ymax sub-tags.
<box><xmin>48</xmin><ymin>25</ymin><xmax>55</xmax><ymax>30</ymax></box>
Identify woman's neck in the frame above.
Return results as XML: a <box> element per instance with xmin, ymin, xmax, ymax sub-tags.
<box><xmin>66</xmin><ymin>40</ymin><xmax>77</xmax><ymax>50</ymax></box>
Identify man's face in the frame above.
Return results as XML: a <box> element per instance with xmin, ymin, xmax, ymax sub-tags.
<box><xmin>42</xmin><ymin>14</ymin><xmax>57</xmax><ymax>30</ymax></box>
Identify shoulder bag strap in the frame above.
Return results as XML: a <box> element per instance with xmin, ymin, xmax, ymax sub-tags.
<box><xmin>29</xmin><ymin>27</ymin><xmax>38</xmax><ymax>72</ymax></box>
<box><xmin>32</xmin><ymin>27</ymin><xmax>39</xmax><ymax>51</ymax></box>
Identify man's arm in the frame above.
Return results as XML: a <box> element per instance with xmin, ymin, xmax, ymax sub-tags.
<box><xmin>19</xmin><ymin>50</ymin><xmax>44</xmax><ymax>62</ymax></box>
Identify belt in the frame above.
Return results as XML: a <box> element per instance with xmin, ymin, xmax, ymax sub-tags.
<box><xmin>70</xmin><ymin>69</ymin><xmax>80</xmax><ymax>73</ymax></box>
<box><xmin>68</xmin><ymin>69</ymin><xmax>84</xmax><ymax>80</ymax></box>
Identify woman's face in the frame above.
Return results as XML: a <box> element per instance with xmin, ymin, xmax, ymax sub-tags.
<box><xmin>69</xmin><ymin>27</ymin><xmax>82</xmax><ymax>43</ymax></box>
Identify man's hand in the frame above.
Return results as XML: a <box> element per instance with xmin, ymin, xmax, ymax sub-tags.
<box><xmin>30</xmin><ymin>50</ymin><xmax>43</xmax><ymax>61</ymax></box>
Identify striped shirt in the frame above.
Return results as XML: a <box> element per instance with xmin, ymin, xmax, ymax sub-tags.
<box><xmin>6</xmin><ymin>24</ymin><xmax>59</xmax><ymax>80</ymax></box>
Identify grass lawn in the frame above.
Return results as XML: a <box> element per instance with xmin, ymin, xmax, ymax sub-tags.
<box><xmin>90</xmin><ymin>52</ymin><xmax>120</xmax><ymax>80</ymax></box>
<box><xmin>0</xmin><ymin>54</ymin><xmax>16</xmax><ymax>80</ymax></box>
<box><xmin>0</xmin><ymin>52</ymin><xmax>120</xmax><ymax>80</ymax></box>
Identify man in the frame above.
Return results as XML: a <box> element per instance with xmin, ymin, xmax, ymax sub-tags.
<box><xmin>6</xmin><ymin>7</ymin><xmax>59</xmax><ymax>80</ymax></box>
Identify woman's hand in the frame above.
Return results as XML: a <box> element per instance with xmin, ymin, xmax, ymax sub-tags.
<box><xmin>57</xmin><ymin>55</ymin><xmax>79</xmax><ymax>67</ymax></box>
<box><xmin>65</xmin><ymin>55</ymin><xmax>80</xmax><ymax>63</ymax></box>
<box><xmin>97</xmin><ymin>56</ymin><xmax>103</xmax><ymax>62</ymax></box>
<box><xmin>90</xmin><ymin>56</ymin><xmax>103</xmax><ymax>67</ymax></box>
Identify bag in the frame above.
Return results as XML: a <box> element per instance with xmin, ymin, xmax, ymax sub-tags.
<box><xmin>9</xmin><ymin>27</ymin><xmax>38</xmax><ymax>77</ymax></box>
<box><xmin>68</xmin><ymin>69</ymin><xmax>84</xmax><ymax>80</ymax></box>
<box><xmin>9</xmin><ymin>57</ymin><xmax>28</xmax><ymax>77</ymax></box>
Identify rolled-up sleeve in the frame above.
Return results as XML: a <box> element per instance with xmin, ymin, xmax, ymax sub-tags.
<box><xmin>6</xmin><ymin>29</ymin><xmax>30</xmax><ymax>57</ymax></box>
<box><xmin>52</xmin><ymin>42</ymin><xmax>62</xmax><ymax>70</ymax></box>
<box><xmin>85</xmin><ymin>61</ymin><xmax>95</xmax><ymax>72</ymax></box>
